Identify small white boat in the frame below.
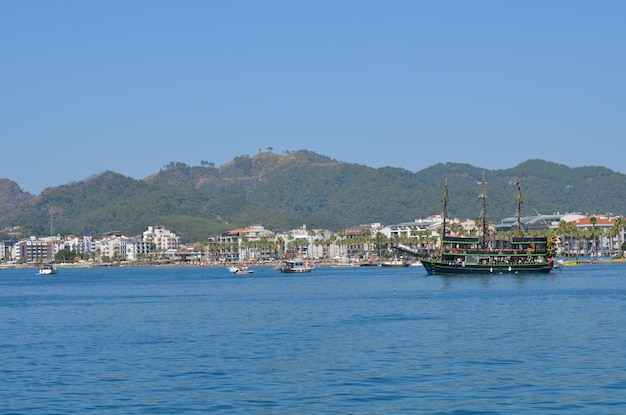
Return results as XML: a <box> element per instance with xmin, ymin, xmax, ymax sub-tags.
<box><xmin>36</xmin><ymin>263</ymin><xmax>58</xmax><ymax>275</ymax></box>
<box><xmin>228</xmin><ymin>265</ymin><xmax>254</xmax><ymax>274</ymax></box>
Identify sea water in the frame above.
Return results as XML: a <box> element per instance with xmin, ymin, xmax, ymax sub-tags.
<box><xmin>2</xmin><ymin>263</ymin><xmax>626</xmax><ymax>414</ymax></box>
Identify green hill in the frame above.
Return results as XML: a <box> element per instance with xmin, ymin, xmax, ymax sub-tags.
<box><xmin>1</xmin><ymin>151</ymin><xmax>625</xmax><ymax>243</ymax></box>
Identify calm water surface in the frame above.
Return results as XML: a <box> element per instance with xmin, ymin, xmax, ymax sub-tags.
<box><xmin>2</xmin><ymin>263</ymin><xmax>626</xmax><ymax>414</ymax></box>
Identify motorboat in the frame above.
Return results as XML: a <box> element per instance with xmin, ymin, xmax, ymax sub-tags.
<box><xmin>36</xmin><ymin>263</ymin><xmax>58</xmax><ymax>275</ymax></box>
<box><xmin>280</xmin><ymin>258</ymin><xmax>314</xmax><ymax>273</ymax></box>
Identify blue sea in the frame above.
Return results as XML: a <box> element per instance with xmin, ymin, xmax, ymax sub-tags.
<box><xmin>2</xmin><ymin>263</ymin><xmax>626</xmax><ymax>414</ymax></box>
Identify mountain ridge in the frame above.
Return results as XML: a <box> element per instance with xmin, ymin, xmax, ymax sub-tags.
<box><xmin>1</xmin><ymin>151</ymin><xmax>624</xmax><ymax>243</ymax></box>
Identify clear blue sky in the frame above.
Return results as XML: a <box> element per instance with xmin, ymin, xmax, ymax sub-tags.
<box><xmin>2</xmin><ymin>1</ymin><xmax>624</xmax><ymax>194</ymax></box>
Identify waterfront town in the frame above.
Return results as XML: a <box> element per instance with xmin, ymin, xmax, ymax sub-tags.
<box><xmin>1</xmin><ymin>210</ymin><xmax>624</xmax><ymax>268</ymax></box>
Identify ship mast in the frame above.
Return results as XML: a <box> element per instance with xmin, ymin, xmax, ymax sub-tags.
<box><xmin>441</xmin><ymin>178</ymin><xmax>449</xmax><ymax>238</ymax></box>
<box><xmin>515</xmin><ymin>180</ymin><xmax>524</xmax><ymax>236</ymax></box>
<box><xmin>479</xmin><ymin>174</ymin><xmax>488</xmax><ymax>249</ymax></box>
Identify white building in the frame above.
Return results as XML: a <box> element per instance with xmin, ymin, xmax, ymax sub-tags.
<box><xmin>143</xmin><ymin>225</ymin><xmax>180</xmax><ymax>251</ymax></box>
<box><xmin>64</xmin><ymin>235</ymin><xmax>95</xmax><ymax>257</ymax></box>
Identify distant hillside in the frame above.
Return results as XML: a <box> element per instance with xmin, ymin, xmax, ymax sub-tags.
<box><xmin>0</xmin><ymin>179</ymin><xmax>33</xmax><ymax>211</ymax></box>
<box><xmin>0</xmin><ymin>171</ymin><xmax>288</xmax><ymax>242</ymax></box>
<box><xmin>1</xmin><ymin>151</ymin><xmax>625</xmax><ymax>242</ymax></box>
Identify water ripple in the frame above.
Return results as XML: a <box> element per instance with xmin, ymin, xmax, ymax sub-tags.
<box><xmin>2</xmin><ymin>265</ymin><xmax>626</xmax><ymax>414</ymax></box>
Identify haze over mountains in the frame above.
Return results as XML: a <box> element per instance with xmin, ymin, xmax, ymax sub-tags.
<box><xmin>1</xmin><ymin>151</ymin><xmax>625</xmax><ymax>243</ymax></box>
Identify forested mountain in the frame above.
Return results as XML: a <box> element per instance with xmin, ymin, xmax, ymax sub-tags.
<box><xmin>1</xmin><ymin>151</ymin><xmax>625</xmax><ymax>243</ymax></box>
<box><xmin>0</xmin><ymin>179</ymin><xmax>33</xmax><ymax>212</ymax></box>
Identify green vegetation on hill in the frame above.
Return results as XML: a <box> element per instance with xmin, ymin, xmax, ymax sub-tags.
<box><xmin>1</xmin><ymin>151</ymin><xmax>625</xmax><ymax>243</ymax></box>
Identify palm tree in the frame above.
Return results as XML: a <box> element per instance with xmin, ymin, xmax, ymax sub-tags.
<box><xmin>590</xmin><ymin>216</ymin><xmax>598</xmax><ymax>256</ymax></box>
<box><xmin>610</xmin><ymin>217</ymin><xmax>624</xmax><ymax>257</ymax></box>
<box><xmin>337</xmin><ymin>230</ymin><xmax>346</xmax><ymax>258</ymax></box>
<box><xmin>306</xmin><ymin>229</ymin><xmax>318</xmax><ymax>259</ymax></box>
<box><xmin>374</xmin><ymin>232</ymin><xmax>388</xmax><ymax>258</ymax></box>
<box><xmin>449</xmin><ymin>223</ymin><xmax>463</xmax><ymax>237</ymax></box>
<box><xmin>314</xmin><ymin>239</ymin><xmax>322</xmax><ymax>259</ymax></box>
<box><xmin>415</xmin><ymin>230</ymin><xmax>430</xmax><ymax>254</ymax></box>
<box><xmin>298</xmin><ymin>238</ymin><xmax>309</xmax><ymax>258</ymax></box>
<box><xmin>328</xmin><ymin>233</ymin><xmax>338</xmax><ymax>259</ymax></box>
<box><xmin>275</xmin><ymin>236</ymin><xmax>285</xmax><ymax>258</ymax></box>
<box><xmin>561</xmin><ymin>226</ymin><xmax>577</xmax><ymax>256</ymax></box>
<box><xmin>594</xmin><ymin>225</ymin><xmax>605</xmax><ymax>257</ymax></box>
<box><xmin>555</xmin><ymin>221</ymin><xmax>568</xmax><ymax>256</ymax></box>
<box><xmin>607</xmin><ymin>226</ymin><xmax>618</xmax><ymax>256</ymax></box>
<box><xmin>287</xmin><ymin>235</ymin><xmax>294</xmax><ymax>256</ymax></box>
<box><xmin>546</xmin><ymin>233</ymin><xmax>558</xmax><ymax>258</ymax></box>
<box><xmin>581</xmin><ymin>228</ymin><xmax>592</xmax><ymax>256</ymax></box>
<box><xmin>359</xmin><ymin>229</ymin><xmax>373</xmax><ymax>257</ymax></box>
<box><xmin>427</xmin><ymin>234</ymin><xmax>439</xmax><ymax>254</ymax></box>
<box><xmin>556</xmin><ymin>220</ymin><xmax>578</xmax><ymax>257</ymax></box>
<box><xmin>240</xmin><ymin>237</ymin><xmax>250</xmax><ymax>261</ymax></box>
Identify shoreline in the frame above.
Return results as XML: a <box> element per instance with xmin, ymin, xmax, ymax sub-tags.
<box><xmin>2</xmin><ymin>256</ymin><xmax>625</xmax><ymax>271</ymax></box>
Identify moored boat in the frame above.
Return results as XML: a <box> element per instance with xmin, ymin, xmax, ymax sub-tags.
<box><xmin>36</xmin><ymin>263</ymin><xmax>58</xmax><ymax>275</ymax></box>
<box><xmin>228</xmin><ymin>265</ymin><xmax>254</xmax><ymax>274</ymax></box>
<box><xmin>280</xmin><ymin>257</ymin><xmax>314</xmax><ymax>273</ymax></box>
<box><xmin>380</xmin><ymin>258</ymin><xmax>409</xmax><ymax>268</ymax></box>
<box><xmin>421</xmin><ymin>178</ymin><xmax>555</xmax><ymax>275</ymax></box>
<box><xmin>383</xmin><ymin>237</ymin><xmax>410</xmax><ymax>267</ymax></box>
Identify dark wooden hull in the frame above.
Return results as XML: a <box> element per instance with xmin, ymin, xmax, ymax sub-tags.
<box><xmin>421</xmin><ymin>259</ymin><xmax>552</xmax><ymax>275</ymax></box>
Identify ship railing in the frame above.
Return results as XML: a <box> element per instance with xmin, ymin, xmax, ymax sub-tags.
<box><xmin>445</xmin><ymin>248</ymin><xmax>547</xmax><ymax>255</ymax></box>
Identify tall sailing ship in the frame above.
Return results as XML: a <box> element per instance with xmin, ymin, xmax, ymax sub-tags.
<box><xmin>421</xmin><ymin>177</ymin><xmax>555</xmax><ymax>275</ymax></box>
